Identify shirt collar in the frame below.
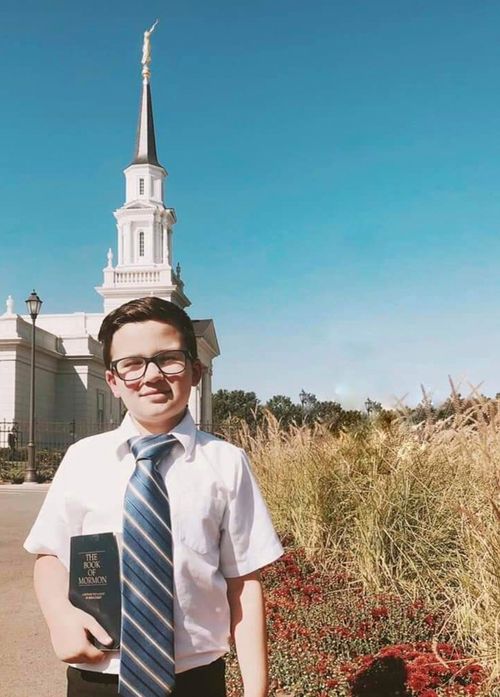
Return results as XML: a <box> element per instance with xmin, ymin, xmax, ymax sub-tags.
<box><xmin>113</xmin><ymin>409</ymin><xmax>197</xmax><ymax>462</ymax></box>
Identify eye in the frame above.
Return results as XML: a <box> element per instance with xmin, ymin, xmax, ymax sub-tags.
<box><xmin>117</xmin><ymin>357</ymin><xmax>144</xmax><ymax>370</ymax></box>
<box><xmin>156</xmin><ymin>351</ymin><xmax>185</xmax><ymax>367</ymax></box>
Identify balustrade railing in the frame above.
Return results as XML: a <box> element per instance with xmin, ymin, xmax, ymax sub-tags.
<box><xmin>114</xmin><ymin>270</ymin><xmax>161</xmax><ymax>284</ymax></box>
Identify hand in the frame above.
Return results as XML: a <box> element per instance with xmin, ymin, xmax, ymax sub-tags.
<box><xmin>49</xmin><ymin>604</ymin><xmax>114</xmax><ymax>664</ymax></box>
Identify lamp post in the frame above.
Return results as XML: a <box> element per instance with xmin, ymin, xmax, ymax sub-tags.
<box><xmin>299</xmin><ymin>389</ymin><xmax>307</xmax><ymax>409</ymax></box>
<box><xmin>25</xmin><ymin>290</ymin><xmax>43</xmax><ymax>483</ymax></box>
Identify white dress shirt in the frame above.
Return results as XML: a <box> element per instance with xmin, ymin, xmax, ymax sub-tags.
<box><xmin>24</xmin><ymin>410</ymin><xmax>283</xmax><ymax>674</ymax></box>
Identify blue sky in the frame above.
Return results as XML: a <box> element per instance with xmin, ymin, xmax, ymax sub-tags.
<box><xmin>2</xmin><ymin>0</ymin><xmax>500</xmax><ymax>407</ymax></box>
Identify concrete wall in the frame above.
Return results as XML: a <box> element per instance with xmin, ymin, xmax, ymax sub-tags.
<box><xmin>14</xmin><ymin>345</ymin><xmax>58</xmax><ymax>423</ymax></box>
<box><xmin>54</xmin><ymin>362</ymin><xmax>89</xmax><ymax>424</ymax></box>
<box><xmin>37</xmin><ymin>312</ymin><xmax>102</xmax><ymax>339</ymax></box>
<box><xmin>0</xmin><ymin>352</ymin><xmax>16</xmax><ymax>421</ymax></box>
<box><xmin>87</xmin><ymin>363</ymin><xmax>122</xmax><ymax>429</ymax></box>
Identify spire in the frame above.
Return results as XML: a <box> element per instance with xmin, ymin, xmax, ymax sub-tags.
<box><xmin>130</xmin><ymin>20</ymin><xmax>163</xmax><ymax>169</ymax></box>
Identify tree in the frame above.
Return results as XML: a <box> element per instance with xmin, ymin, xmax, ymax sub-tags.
<box><xmin>212</xmin><ymin>389</ymin><xmax>260</xmax><ymax>431</ymax></box>
<box><xmin>299</xmin><ymin>389</ymin><xmax>317</xmax><ymax>412</ymax></box>
<box><xmin>265</xmin><ymin>395</ymin><xmax>302</xmax><ymax>428</ymax></box>
<box><xmin>365</xmin><ymin>397</ymin><xmax>383</xmax><ymax>416</ymax></box>
<box><xmin>338</xmin><ymin>409</ymin><xmax>367</xmax><ymax>431</ymax></box>
<box><xmin>299</xmin><ymin>390</ymin><xmax>344</xmax><ymax>426</ymax></box>
<box><xmin>310</xmin><ymin>399</ymin><xmax>344</xmax><ymax>426</ymax></box>
<box><xmin>213</xmin><ymin>387</ymin><xmax>367</xmax><ymax>434</ymax></box>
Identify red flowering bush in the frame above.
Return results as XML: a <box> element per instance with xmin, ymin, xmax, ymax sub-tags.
<box><xmin>351</xmin><ymin>643</ymin><xmax>486</xmax><ymax>697</ymax></box>
<box><xmin>225</xmin><ymin>548</ymin><xmax>492</xmax><ymax>697</ymax></box>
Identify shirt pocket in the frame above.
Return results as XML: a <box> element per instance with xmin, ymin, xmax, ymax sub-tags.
<box><xmin>176</xmin><ymin>492</ymin><xmax>226</xmax><ymax>556</ymax></box>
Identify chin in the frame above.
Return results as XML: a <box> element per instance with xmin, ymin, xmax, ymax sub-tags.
<box><xmin>146</xmin><ymin>403</ymin><xmax>185</xmax><ymax>422</ymax></box>
<box><xmin>144</xmin><ymin>405</ymin><xmax>174</xmax><ymax>419</ymax></box>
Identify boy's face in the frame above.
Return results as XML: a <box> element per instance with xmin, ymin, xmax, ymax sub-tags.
<box><xmin>105</xmin><ymin>319</ymin><xmax>202</xmax><ymax>434</ymax></box>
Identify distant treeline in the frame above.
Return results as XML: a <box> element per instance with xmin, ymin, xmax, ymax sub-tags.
<box><xmin>212</xmin><ymin>387</ymin><xmax>500</xmax><ymax>434</ymax></box>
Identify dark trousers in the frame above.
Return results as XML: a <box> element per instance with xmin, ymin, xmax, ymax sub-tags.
<box><xmin>67</xmin><ymin>658</ymin><xmax>226</xmax><ymax>697</ymax></box>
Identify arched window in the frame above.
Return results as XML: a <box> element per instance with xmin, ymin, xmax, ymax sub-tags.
<box><xmin>139</xmin><ymin>231</ymin><xmax>145</xmax><ymax>257</ymax></box>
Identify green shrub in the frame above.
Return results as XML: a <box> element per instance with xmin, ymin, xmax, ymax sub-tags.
<box><xmin>0</xmin><ymin>449</ymin><xmax>64</xmax><ymax>483</ymax></box>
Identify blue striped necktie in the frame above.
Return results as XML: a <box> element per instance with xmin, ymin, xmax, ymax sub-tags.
<box><xmin>119</xmin><ymin>433</ymin><xmax>177</xmax><ymax>697</ymax></box>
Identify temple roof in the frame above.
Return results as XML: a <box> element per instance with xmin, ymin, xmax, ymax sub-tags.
<box><xmin>130</xmin><ymin>80</ymin><xmax>163</xmax><ymax>168</ymax></box>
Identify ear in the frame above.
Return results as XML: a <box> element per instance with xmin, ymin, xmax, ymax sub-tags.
<box><xmin>105</xmin><ymin>369</ymin><xmax>122</xmax><ymax>398</ymax></box>
<box><xmin>191</xmin><ymin>359</ymin><xmax>203</xmax><ymax>387</ymax></box>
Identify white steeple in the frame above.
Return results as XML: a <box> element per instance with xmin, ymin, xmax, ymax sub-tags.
<box><xmin>96</xmin><ymin>23</ymin><xmax>190</xmax><ymax>315</ymax></box>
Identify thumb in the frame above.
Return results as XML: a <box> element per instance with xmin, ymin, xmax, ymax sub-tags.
<box><xmin>82</xmin><ymin>614</ymin><xmax>113</xmax><ymax>646</ymax></box>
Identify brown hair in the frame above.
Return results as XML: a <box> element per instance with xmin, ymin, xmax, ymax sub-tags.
<box><xmin>98</xmin><ymin>297</ymin><xmax>198</xmax><ymax>369</ymax></box>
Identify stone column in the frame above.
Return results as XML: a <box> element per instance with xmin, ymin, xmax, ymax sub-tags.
<box><xmin>200</xmin><ymin>365</ymin><xmax>213</xmax><ymax>431</ymax></box>
<box><xmin>127</xmin><ymin>223</ymin><xmax>133</xmax><ymax>264</ymax></box>
<box><xmin>188</xmin><ymin>383</ymin><xmax>201</xmax><ymax>427</ymax></box>
<box><xmin>118</xmin><ymin>227</ymin><xmax>123</xmax><ymax>265</ymax></box>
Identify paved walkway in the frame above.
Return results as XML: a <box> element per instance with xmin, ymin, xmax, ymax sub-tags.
<box><xmin>0</xmin><ymin>483</ymin><xmax>66</xmax><ymax>697</ymax></box>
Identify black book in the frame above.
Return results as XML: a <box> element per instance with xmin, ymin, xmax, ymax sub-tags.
<box><xmin>69</xmin><ymin>532</ymin><xmax>121</xmax><ymax>650</ymax></box>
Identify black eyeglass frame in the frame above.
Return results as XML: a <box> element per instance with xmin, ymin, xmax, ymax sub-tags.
<box><xmin>110</xmin><ymin>349</ymin><xmax>193</xmax><ymax>382</ymax></box>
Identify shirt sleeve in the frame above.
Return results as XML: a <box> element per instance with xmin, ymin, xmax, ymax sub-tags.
<box><xmin>23</xmin><ymin>444</ymin><xmax>84</xmax><ymax>569</ymax></box>
<box><xmin>219</xmin><ymin>449</ymin><xmax>283</xmax><ymax>578</ymax></box>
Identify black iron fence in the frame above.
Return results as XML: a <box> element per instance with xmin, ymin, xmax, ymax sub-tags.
<box><xmin>0</xmin><ymin>418</ymin><xmax>208</xmax><ymax>483</ymax></box>
<box><xmin>0</xmin><ymin>418</ymin><xmax>116</xmax><ymax>471</ymax></box>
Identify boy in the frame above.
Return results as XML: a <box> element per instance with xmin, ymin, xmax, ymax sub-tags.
<box><xmin>24</xmin><ymin>297</ymin><xmax>283</xmax><ymax>697</ymax></box>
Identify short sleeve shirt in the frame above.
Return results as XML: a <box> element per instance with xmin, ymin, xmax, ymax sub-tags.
<box><xmin>24</xmin><ymin>410</ymin><xmax>283</xmax><ymax>674</ymax></box>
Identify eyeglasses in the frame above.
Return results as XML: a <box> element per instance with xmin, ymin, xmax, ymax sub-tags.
<box><xmin>110</xmin><ymin>349</ymin><xmax>192</xmax><ymax>382</ymax></box>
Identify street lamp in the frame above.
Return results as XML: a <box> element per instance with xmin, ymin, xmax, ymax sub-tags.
<box><xmin>299</xmin><ymin>389</ymin><xmax>307</xmax><ymax>408</ymax></box>
<box><xmin>25</xmin><ymin>290</ymin><xmax>43</xmax><ymax>483</ymax></box>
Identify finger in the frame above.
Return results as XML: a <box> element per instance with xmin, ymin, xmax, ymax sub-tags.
<box><xmin>85</xmin><ymin>645</ymin><xmax>108</xmax><ymax>663</ymax></box>
<box><xmin>83</xmin><ymin>616</ymin><xmax>113</xmax><ymax>647</ymax></box>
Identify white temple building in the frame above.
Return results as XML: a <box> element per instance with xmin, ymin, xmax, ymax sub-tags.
<box><xmin>0</xmin><ymin>37</ymin><xmax>219</xmax><ymax>444</ymax></box>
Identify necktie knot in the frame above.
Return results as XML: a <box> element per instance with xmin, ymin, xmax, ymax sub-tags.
<box><xmin>128</xmin><ymin>433</ymin><xmax>177</xmax><ymax>466</ymax></box>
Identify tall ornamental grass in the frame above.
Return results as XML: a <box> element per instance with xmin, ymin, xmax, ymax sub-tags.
<box><xmin>223</xmin><ymin>397</ymin><xmax>499</xmax><ymax>685</ymax></box>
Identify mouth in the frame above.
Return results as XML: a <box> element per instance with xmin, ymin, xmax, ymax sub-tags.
<box><xmin>140</xmin><ymin>390</ymin><xmax>172</xmax><ymax>399</ymax></box>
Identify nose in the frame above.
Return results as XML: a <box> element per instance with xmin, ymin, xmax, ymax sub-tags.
<box><xmin>143</xmin><ymin>359</ymin><xmax>165</xmax><ymax>381</ymax></box>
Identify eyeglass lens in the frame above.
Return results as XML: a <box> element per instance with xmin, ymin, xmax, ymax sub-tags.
<box><xmin>114</xmin><ymin>350</ymin><xmax>187</xmax><ymax>380</ymax></box>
